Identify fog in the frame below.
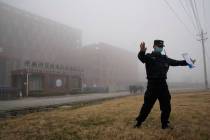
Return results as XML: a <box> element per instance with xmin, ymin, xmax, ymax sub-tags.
<box><xmin>1</xmin><ymin>0</ymin><xmax>210</xmax><ymax>86</ymax></box>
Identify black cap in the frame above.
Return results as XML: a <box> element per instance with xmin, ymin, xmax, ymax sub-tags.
<box><xmin>154</xmin><ymin>40</ymin><xmax>165</xmax><ymax>47</ymax></box>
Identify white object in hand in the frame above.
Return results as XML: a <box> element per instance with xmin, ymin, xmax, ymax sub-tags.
<box><xmin>182</xmin><ymin>53</ymin><xmax>195</xmax><ymax>68</ymax></box>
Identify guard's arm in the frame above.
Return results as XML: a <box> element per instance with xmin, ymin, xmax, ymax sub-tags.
<box><xmin>167</xmin><ymin>57</ymin><xmax>188</xmax><ymax>66</ymax></box>
<box><xmin>138</xmin><ymin>51</ymin><xmax>152</xmax><ymax>63</ymax></box>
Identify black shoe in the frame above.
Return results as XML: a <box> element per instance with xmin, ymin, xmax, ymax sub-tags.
<box><xmin>133</xmin><ymin>121</ymin><xmax>142</xmax><ymax>128</ymax></box>
<box><xmin>162</xmin><ymin>123</ymin><xmax>173</xmax><ymax>129</ymax></box>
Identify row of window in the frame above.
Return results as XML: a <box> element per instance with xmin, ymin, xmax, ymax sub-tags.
<box><xmin>24</xmin><ymin>60</ymin><xmax>82</xmax><ymax>72</ymax></box>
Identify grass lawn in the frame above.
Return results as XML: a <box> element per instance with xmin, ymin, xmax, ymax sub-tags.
<box><xmin>1</xmin><ymin>92</ymin><xmax>210</xmax><ymax>140</ymax></box>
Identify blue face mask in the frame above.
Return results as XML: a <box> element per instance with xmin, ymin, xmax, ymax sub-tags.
<box><xmin>154</xmin><ymin>47</ymin><xmax>163</xmax><ymax>53</ymax></box>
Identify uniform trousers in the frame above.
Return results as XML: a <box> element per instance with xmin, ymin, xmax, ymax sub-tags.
<box><xmin>136</xmin><ymin>80</ymin><xmax>171</xmax><ymax>125</ymax></box>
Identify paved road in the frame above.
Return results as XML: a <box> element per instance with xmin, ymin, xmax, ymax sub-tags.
<box><xmin>0</xmin><ymin>92</ymin><xmax>130</xmax><ymax>112</ymax></box>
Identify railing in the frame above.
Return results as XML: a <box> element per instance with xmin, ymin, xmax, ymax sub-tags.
<box><xmin>0</xmin><ymin>86</ymin><xmax>20</xmax><ymax>100</ymax></box>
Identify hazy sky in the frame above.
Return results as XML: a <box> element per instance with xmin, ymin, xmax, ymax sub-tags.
<box><xmin>1</xmin><ymin>0</ymin><xmax>210</xmax><ymax>84</ymax></box>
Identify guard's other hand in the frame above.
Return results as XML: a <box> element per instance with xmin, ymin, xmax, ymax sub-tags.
<box><xmin>190</xmin><ymin>58</ymin><xmax>196</xmax><ymax>64</ymax></box>
<box><xmin>140</xmin><ymin>42</ymin><xmax>147</xmax><ymax>52</ymax></box>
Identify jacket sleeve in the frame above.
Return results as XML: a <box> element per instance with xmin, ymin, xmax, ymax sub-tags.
<box><xmin>167</xmin><ymin>57</ymin><xmax>188</xmax><ymax>66</ymax></box>
<box><xmin>138</xmin><ymin>51</ymin><xmax>152</xmax><ymax>63</ymax></box>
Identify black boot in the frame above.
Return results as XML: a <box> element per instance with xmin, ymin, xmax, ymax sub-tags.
<box><xmin>133</xmin><ymin>121</ymin><xmax>142</xmax><ymax>128</ymax></box>
<box><xmin>162</xmin><ymin>123</ymin><xmax>173</xmax><ymax>129</ymax></box>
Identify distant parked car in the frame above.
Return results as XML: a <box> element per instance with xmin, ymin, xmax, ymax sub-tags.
<box><xmin>129</xmin><ymin>85</ymin><xmax>144</xmax><ymax>94</ymax></box>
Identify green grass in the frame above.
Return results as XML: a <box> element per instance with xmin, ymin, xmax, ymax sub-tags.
<box><xmin>0</xmin><ymin>92</ymin><xmax>210</xmax><ymax>140</ymax></box>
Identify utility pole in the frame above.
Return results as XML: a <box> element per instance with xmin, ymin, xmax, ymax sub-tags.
<box><xmin>26</xmin><ymin>66</ymin><xmax>30</xmax><ymax>97</ymax></box>
<box><xmin>197</xmin><ymin>29</ymin><xmax>208</xmax><ymax>90</ymax></box>
<box><xmin>26</xmin><ymin>71</ymin><xmax>29</xmax><ymax>96</ymax></box>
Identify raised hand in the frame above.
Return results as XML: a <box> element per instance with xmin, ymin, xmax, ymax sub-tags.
<box><xmin>140</xmin><ymin>42</ymin><xmax>147</xmax><ymax>52</ymax></box>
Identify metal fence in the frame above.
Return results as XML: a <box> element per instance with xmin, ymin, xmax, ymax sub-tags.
<box><xmin>0</xmin><ymin>86</ymin><xmax>20</xmax><ymax>100</ymax></box>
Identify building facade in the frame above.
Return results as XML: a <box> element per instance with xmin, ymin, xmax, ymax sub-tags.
<box><xmin>80</xmin><ymin>43</ymin><xmax>141</xmax><ymax>92</ymax></box>
<box><xmin>0</xmin><ymin>2</ymin><xmax>142</xmax><ymax>97</ymax></box>
<box><xmin>0</xmin><ymin>2</ymin><xmax>83</xmax><ymax>96</ymax></box>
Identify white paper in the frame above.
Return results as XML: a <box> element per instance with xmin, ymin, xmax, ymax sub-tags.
<box><xmin>182</xmin><ymin>53</ymin><xmax>195</xmax><ymax>68</ymax></box>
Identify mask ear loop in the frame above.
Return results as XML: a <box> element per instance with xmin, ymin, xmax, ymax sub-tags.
<box><xmin>163</xmin><ymin>48</ymin><xmax>167</xmax><ymax>56</ymax></box>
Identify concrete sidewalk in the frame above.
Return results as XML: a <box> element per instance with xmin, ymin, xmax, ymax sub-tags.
<box><xmin>0</xmin><ymin>92</ymin><xmax>130</xmax><ymax>112</ymax></box>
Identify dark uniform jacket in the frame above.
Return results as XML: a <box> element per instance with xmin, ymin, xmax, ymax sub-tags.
<box><xmin>138</xmin><ymin>51</ymin><xmax>188</xmax><ymax>80</ymax></box>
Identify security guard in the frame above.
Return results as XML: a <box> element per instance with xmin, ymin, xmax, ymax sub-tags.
<box><xmin>134</xmin><ymin>40</ymin><xmax>195</xmax><ymax>129</ymax></box>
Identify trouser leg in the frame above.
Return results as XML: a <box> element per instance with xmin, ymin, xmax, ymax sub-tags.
<box><xmin>158</xmin><ymin>88</ymin><xmax>171</xmax><ymax>125</ymax></box>
<box><xmin>136</xmin><ymin>89</ymin><xmax>157</xmax><ymax>123</ymax></box>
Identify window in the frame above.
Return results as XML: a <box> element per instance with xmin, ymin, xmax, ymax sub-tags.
<box><xmin>60</xmin><ymin>65</ymin><xmax>64</xmax><ymax>70</ymax></box>
<box><xmin>0</xmin><ymin>47</ymin><xmax>3</xmax><ymax>53</ymax></box>
<box><xmin>65</xmin><ymin>66</ymin><xmax>69</xmax><ymax>71</ymax></box>
<box><xmin>32</xmin><ymin>62</ymin><xmax>37</xmax><ymax>67</ymax></box>
<box><xmin>45</xmin><ymin>63</ymin><xmax>49</xmax><ymax>69</ymax></box>
<box><xmin>29</xmin><ymin>75</ymin><xmax>43</xmax><ymax>91</ymax></box>
<box><xmin>38</xmin><ymin>62</ymin><xmax>43</xmax><ymax>68</ymax></box>
<box><xmin>24</xmin><ymin>60</ymin><xmax>30</xmax><ymax>67</ymax></box>
<box><xmin>50</xmin><ymin>64</ymin><xmax>54</xmax><ymax>69</ymax></box>
<box><xmin>56</xmin><ymin>64</ymin><xmax>59</xmax><ymax>70</ymax></box>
